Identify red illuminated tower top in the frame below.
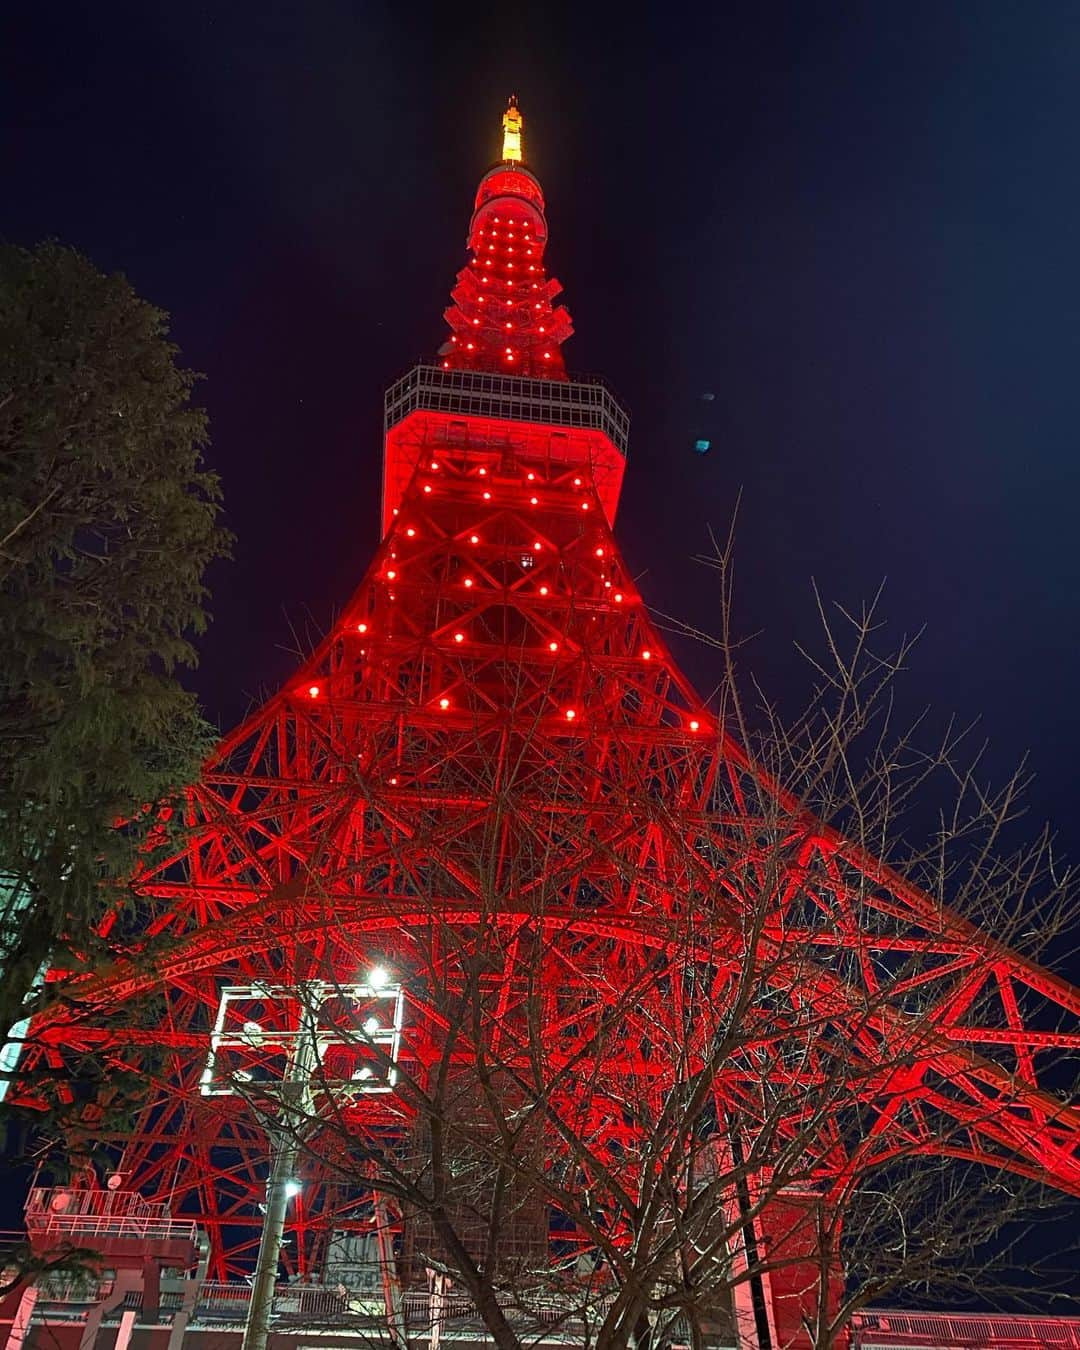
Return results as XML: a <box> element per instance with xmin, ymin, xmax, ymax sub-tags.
<box><xmin>439</xmin><ymin>96</ymin><xmax>573</xmax><ymax>380</ymax></box>
<box><xmin>381</xmin><ymin>98</ymin><xmax>626</xmax><ymax>535</ymax></box>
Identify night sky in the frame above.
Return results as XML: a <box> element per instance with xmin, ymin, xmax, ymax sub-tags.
<box><xmin>6</xmin><ymin>0</ymin><xmax>1080</xmax><ymax>1297</ymax></box>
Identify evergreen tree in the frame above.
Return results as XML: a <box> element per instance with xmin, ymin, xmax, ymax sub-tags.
<box><xmin>0</xmin><ymin>241</ymin><xmax>230</xmax><ymax>1039</ymax></box>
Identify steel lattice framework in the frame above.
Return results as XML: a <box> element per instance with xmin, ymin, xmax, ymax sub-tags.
<box><xmin>17</xmin><ymin>101</ymin><xmax>1080</xmax><ymax>1323</ymax></box>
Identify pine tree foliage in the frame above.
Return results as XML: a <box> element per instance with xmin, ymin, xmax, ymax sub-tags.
<box><xmin>0</xmin><ymin>241</ymin><xmax>230</xmax><ymax>1036</ymax></box>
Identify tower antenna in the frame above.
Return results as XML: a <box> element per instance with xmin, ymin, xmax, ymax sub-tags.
<box><xmin>502</xmin><ymin>93</ymin><xmax>524</xmax><ymax>163</ymax></box>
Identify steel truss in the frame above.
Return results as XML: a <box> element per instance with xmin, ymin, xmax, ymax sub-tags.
<box><xmin>15</xmin><ymin>107</ymin><xmax>1080</xmax><ymax>1327</ymax></box>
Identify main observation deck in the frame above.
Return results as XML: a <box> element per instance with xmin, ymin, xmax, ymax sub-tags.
<box><xmin>381</xmin><ymin>365</ymin><xmax>630</xmax><ymax>533</ymax></box>
<box><xmin>385</xmin><ymin>365</ymin><xmax>629</xmax><ymax>454</ymax></box>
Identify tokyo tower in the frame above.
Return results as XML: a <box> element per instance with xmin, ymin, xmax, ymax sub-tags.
<box><xmin>14</xmin><ymin>97</ymin><xmax>1080</xmax><ymax>1350</ymax></box>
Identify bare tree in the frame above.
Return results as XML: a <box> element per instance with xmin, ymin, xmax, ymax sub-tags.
<box><xmin>14</xmin><ymin>530</ymin><xmax>1079</xmax><ymax>1350</ymax></box>
<box><xmin>197</xmin><ymin>550</ymin><xmax>1080</xmax><ymax>1350</ymax></box>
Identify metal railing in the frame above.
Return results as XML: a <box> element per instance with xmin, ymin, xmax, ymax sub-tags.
<box><xmin>196</xmin><ymin>1282</ymin><xmax>350</xmax><ymax>1321</ymax></box>
<box><xmin>399</xmin><ymin>1287</ymin><xmax>619</xmax><ymax>1329</ymax></box>
<box><xmin>33</xmin><ymin>1280</ymin><xmax>350</xmax><ymax>1324</ymax></box>
<box><xmin>29</xmin><ymin>1214</ymin><xmax>198</xmax><ymax>1244</ymax></box>
<box><xmin>385</xmin><ymin>364</ymin><xmax>630</xmax><ymax>457</ymax></box>
<box><xmin>854</xmin><ymin>1309</ymin><xmax>1080</xmax><ymax>1347</ymax></box>
<box><xmin>24</xmin><ymin>1188</ymin><xmax>198</xmax><ymax>1246</ymax></box>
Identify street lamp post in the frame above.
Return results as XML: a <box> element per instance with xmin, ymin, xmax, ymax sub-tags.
<box><xmin>240</xmin><ymin>1007</ymin><xmax>318</xmax><ymax>1350</ymax></box>
<box><xmin>201</xmin><ymin>975</ymin><xmax>404</xmax><ymax>1350</ymax></box>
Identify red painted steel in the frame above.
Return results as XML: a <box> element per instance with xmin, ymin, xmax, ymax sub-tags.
<box><xmin>15</xmin><ymin>103</ymin><xmax>1080</xmax><ymax>1305</ymax></box>
<box><xmin>851</xmin><ymin>1308</ymin><xmax>1080</xmax><ymax>1348</ymax></box>
<box><xmin>440</xmin><ymin>162</ymin><xmax>572</xmax><ymax>380</ymax></box>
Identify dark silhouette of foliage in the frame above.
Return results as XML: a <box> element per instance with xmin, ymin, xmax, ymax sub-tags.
<box><xmin>0</xmin><ymin>241</ymin><xmax>230</xmax><ymax>1038</ymax></box>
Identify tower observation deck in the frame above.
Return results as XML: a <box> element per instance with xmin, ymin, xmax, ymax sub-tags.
<box><xmin>9</xmin><ymin>98</ymin><xmax>1080</xmax><ymax>1350</ymax></box>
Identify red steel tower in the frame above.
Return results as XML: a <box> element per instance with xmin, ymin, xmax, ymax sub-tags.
<box><xmin>17</xmin><ymin>98</ymin><xmax>1080</xmax><ymax>1350</ymax></box>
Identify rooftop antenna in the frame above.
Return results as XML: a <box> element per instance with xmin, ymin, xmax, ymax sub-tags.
<box><xmin>502</xmin><ymin>94</ymin><xmax>524</xmax><ymax>163</ymax></box>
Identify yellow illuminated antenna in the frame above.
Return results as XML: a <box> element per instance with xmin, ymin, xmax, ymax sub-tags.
<box><xmin>502</xmin><ymin>94</ymin><xmax>524</xmax><ymax>163</ymax></box>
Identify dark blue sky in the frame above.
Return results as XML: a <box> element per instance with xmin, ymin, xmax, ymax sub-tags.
<box><xmin>9</xmin><ymin>2</ymin><xmax>1080</xmax><ymax>778</ymax></box>
<box><xmin>9</xmin><ymin>1</ymin><xmax>1080</xmax><ymax>816</ymax></box>
<box><xmin>5</xmin><ymin>0</ymin><xmax>1080</xmax><ymax>1286</ymax></box>
<box><xmin>8</xmin><ymin>4</ymin><xmax>1080</xmax><ymax>892</ymax></box>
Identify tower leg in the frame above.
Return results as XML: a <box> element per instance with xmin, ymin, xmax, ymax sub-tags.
<box><xmin>731</xmin><ymin>1263</ymin><xmax>763</xmax><ymax>1350</ymax></box>
<box><xmin>755</xmin><ymin>1194</ymin><xmax>843</xmax><ymax>1350</ymax></box>
<box><xmin>142</xmin><ymin>1261</ymin><xmax>160</xmax><ymax>1322</ymax></box>
<box><xmin>3</xmin><ymin>1285</ymin><xmax>38</xmax><ymax>1350</ymax></box>
<box><xmin>78</xmin><ymin>1270</ymin><xmax>140</xmax><ymax>1350</ymax></box>
<box><xmin>113</xmin><ymin>1308</ymin><xmax>137</xmax><ymax>1350</ymax></box>
<box><xmin>716</xmin><ymin>1136</ymin><xmax>778</xmax><ymax>1350</ymax></box>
